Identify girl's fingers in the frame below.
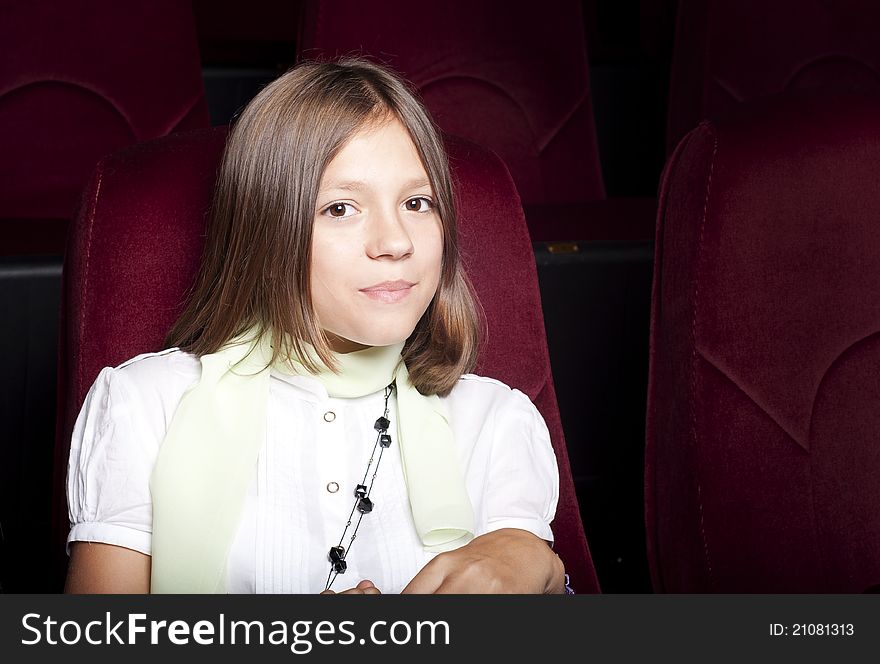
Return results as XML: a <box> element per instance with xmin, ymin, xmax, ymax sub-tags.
<box><xmin>321</xmin><ymin>579</ymin><xmax>381</xmax><ymax>595</ymax></box>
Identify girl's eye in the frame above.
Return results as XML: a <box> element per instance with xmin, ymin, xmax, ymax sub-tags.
<box><xmin>404</xmin><ymin>197</ymin><xmax>434</xmax><ymax>213</ymax></box>
<box><xmin>323</xmin><ymin>202</ymin><xmax>358</xmax><ymax>219</ymax></box>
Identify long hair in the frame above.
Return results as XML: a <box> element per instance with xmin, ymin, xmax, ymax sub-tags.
<box><xmin>165</xmin><ymin>58</ymin><xmax>481</xmax><ymax>395</ymax></box>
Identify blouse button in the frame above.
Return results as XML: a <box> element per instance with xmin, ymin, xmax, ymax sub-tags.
<box><xmin>326</xmin><ymin>482</ymin><xmax>340</xmax><ymax>493</ymax></box>
<box><xmin>323</xmin><ymin>411</ymin><xmax>336</xmax><ymax>422</ymax></box>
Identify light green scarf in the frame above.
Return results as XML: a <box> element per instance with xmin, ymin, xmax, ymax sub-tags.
<box><xmin>149</xmin><ymin>332</ymin><xmax>474</xmax><ymax>593</ymax></box>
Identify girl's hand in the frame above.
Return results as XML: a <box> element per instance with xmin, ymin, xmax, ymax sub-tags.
<box><xmin>320</xmin><ymin>579</ymin><xmax>381</xmax><ymax>595</ymax></box>
<box><xmin>401</xmin><ymin>528</ymin><xmax>565</xmax><ymax>594</ymax></box>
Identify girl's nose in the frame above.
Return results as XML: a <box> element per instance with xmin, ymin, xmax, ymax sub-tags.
<box><xmin>365</xmin><ymin>208</ymin><xmax>414</xmax><ymax>260</ymax></box>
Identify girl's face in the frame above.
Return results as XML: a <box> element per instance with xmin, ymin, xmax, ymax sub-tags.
<box><xmin>310</xmin><ymin>117</ymin><xmax>444</xmax><ymax>353</ymax></box>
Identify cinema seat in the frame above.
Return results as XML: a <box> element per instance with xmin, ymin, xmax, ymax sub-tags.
<box><xmin>647</xmin><ymin>91</ymin><xmax>880</xmax><ymax>592</ymax></box>
<box><xmin>668</xmin><ymin>0</ymin><xmax>880</xmax><ymax>151</ymax></box>
<box><xmin>53</xmin><ymin>127</ymin><xmax>600</xmax><ymax>593</ymax></box>
<box><xmin>0</xmin><ymin>0</ymin><xmax>209</xmax><ymax>255</ymax></box>
<box><xmin>0</xmin><ymin>0</ymin><xmax>211</xmax><ymax>592</ymax></box>
<box><xmin>298</xmin><ymin>0</ymin><xmax>610</xmax><ymax>238</ymax></box>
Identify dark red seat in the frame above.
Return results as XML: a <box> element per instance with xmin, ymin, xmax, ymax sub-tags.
<box><xmin>668</xmin><ymin>0</ymin><xmax>880</xmax><ymax>151</ymax></box>
<box><xmin>0</xmin><ymin>0</ymin><xmax>209</xmax><ymax>255</ymax></box>
<box><xmin>647</xmin><ymin>91</ymin><xmax>880</xmax><ymax>592</ymax></box>
<box><xmin>54</xmin><ymin>127</ymin><xmax>600</xmax><ymax>593</ymax></box>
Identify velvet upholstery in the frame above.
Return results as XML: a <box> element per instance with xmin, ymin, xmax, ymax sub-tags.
<box><xmin>668</xmin><ymin>0</ymin><xmax>880</xmax><ymax>151</ymax></box>
<box><xmin>647</xmin><ymin>92</ymin><xmax>880</xmax><ymax>592</ymax></box>
<box><xmin>0</xmin><ymin>0</ymin><xmax>209</xmax><ymax>254</ymax></box>
<box><xmin>54</xmin><ymin>128</ymin><xmax>599</xmax><ymax>593</ymax></box>
<box><xmin>299</xmin><ymin>0</ymin><xmax>604</xmax><ymax>210</ymax></box>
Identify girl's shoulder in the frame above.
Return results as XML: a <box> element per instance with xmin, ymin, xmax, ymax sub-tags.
<box><xmin>113</xmin><ymin>346</ymin><xmax>199</xmax><ymax>376</ymax></box>
<box><xmin>92</xmin><ymin>348</ymin><xmax>201</xmax><ymax>414</ymax></box>
<box><xmin>444</xmin><ymin>373</ymin><xmax>543</xmax><ymax>423</ymax></box>
<box><xmin>443</xmin><ymin>374</ymin><xmax>555</xmax><ymax>474</ymax></box>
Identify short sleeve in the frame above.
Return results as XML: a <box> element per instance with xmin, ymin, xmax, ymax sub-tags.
<box><xmin>480</xmin><ymin>388</ymin><xmax>559</xmax><ymax>544</ymax></box>
<box><xmin>66</xmin><ymin>366</ymin><xmax>156</xmax><ymax>556</ymax></box>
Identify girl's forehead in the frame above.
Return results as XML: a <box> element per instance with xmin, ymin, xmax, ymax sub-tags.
<box><xmin>319</xmin><ymin>118</ymin><xmax>431</xmax><ymax>190</ymax></box>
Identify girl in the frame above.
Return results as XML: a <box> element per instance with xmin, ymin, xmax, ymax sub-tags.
<box><xmin>65</xmin><ymin>58</ymin><xmax>565</xmax><ymax>594</ymax></box>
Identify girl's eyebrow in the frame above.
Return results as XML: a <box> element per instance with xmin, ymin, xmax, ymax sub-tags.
<box><xmin>319</xmin><ymin>179</ymin><xmax>368</xmax><ymax>193</ymax></box>
<box><xmin>402</xmin><ymin>177</ymin><xmax>432</xmax><ymax>190</ymax></box>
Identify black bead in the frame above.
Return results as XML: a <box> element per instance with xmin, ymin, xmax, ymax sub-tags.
<box><xmin>357</xmin><ymin>497</ymin><xmax>374</xmax><ymax>514</ymax></box>
<box><xmin>328</xmin><ymin>545</ymin><xmax>345</xmax><ymax>562</ymax></box>
<box><xmin>332</xmin><ymin>559</ymin><xmax>348</xmax><ymax>573</ymax></box>
<box><xmin>374</xmin><ymin>416</ymin><xmax>390</xmax><ymax>432</ymax></box>
<box><xmin>354</xmin><ymin>484</ymin><xmax>368</xmax><ymax>498</ymax></box>
<box><xmin>379</xmin><ymin>433</ymin><xmax>392</xmax><ymax>448</ymax></box>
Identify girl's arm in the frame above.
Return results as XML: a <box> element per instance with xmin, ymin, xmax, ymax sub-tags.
<box><xmin>65</xmin><ymin>542</ymin><xmax>151</xmax><ymax>593</ymax></box>
<box><xmin>403</xmin><ymin>383</ymin><xmax>565</xmax><ymax>594</ymax></box>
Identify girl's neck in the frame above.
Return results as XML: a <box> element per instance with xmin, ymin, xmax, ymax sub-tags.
<box><xmin>324</xmin><ymin>331</ymin><xmax>371</xmax><ymax>354</ymax></box>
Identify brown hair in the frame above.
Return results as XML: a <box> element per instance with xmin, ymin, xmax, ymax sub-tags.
<box><xmin>166</xmin><ymin>58</ymin><xmax>481</xmax><ymax>396</ymax></box>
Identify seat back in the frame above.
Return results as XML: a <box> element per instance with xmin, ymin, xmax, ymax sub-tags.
<box><xmin>299</xmin><ymin>0</ymin><xmax>604</xmax><ymax>208</ymax></box>
<box><xmin>54</xmin><ymin>127</ymin><xmax>600</xmax><ymax>592</ymax></box>
<box><xmin>668</xmin><ymin>0</ymin><xmax>880</xmax><ymax>150</ymax></box>
<box><xmin>0</xmin><ymin>0</ymin><xmax>209</xmax><ymax>254</ymax></box>
<box><xmin>648</xmin><ymin>91</ymin><xmax>880</xmax><ymax>592</ymax></box>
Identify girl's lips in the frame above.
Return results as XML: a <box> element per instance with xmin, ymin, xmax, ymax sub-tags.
<box><xmin>359</xmin><ymin>280</ymin><xmax>416</xmax><ymax>303</ymax></box>
<box><xmin>360</xmin><ymin>280</ymin><xmax>415</xmax><ymax>291</ymax></box>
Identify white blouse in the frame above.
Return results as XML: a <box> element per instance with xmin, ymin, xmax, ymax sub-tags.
<box><xmin>66</xmin><ymin>348</ymin><xmax>559</xmax><ymax>594</ymax></box>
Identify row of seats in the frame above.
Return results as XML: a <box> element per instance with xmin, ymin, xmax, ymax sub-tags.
<box><xmin>2</xmin><ymin>2</ymin><xmax>879</xmax><ymax>592</ymax></box>
<box><xmin>6</xmin><ymin>1</ymin><xmax>880</xmax><ymax>252</ymax></box>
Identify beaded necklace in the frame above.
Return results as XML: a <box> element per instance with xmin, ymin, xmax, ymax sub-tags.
<box><xmin>324</xmin><ymin>382</ymin><xmax>395</xmax><ymax>591</ymax></box>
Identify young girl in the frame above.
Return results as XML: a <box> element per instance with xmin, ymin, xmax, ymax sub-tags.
<box><xmin>65</xmin><ymin>58</ymin><xmax>565</xmax><ymax>594</ymax></box>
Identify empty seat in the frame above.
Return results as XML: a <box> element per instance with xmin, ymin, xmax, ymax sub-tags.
<box><xmin>0</xmin><ymin>0</ymin><xmax>209</xmax><ymax>255</ymax></box>
<box><xmin>648</xmin><ymin>91</ymin><xmax>880</xmax><ymax>592</ymax></box>
<box><xmin>668</xmin><ymin>0</ymin><xmax>880</xmax><ymax>151</ymax></box>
